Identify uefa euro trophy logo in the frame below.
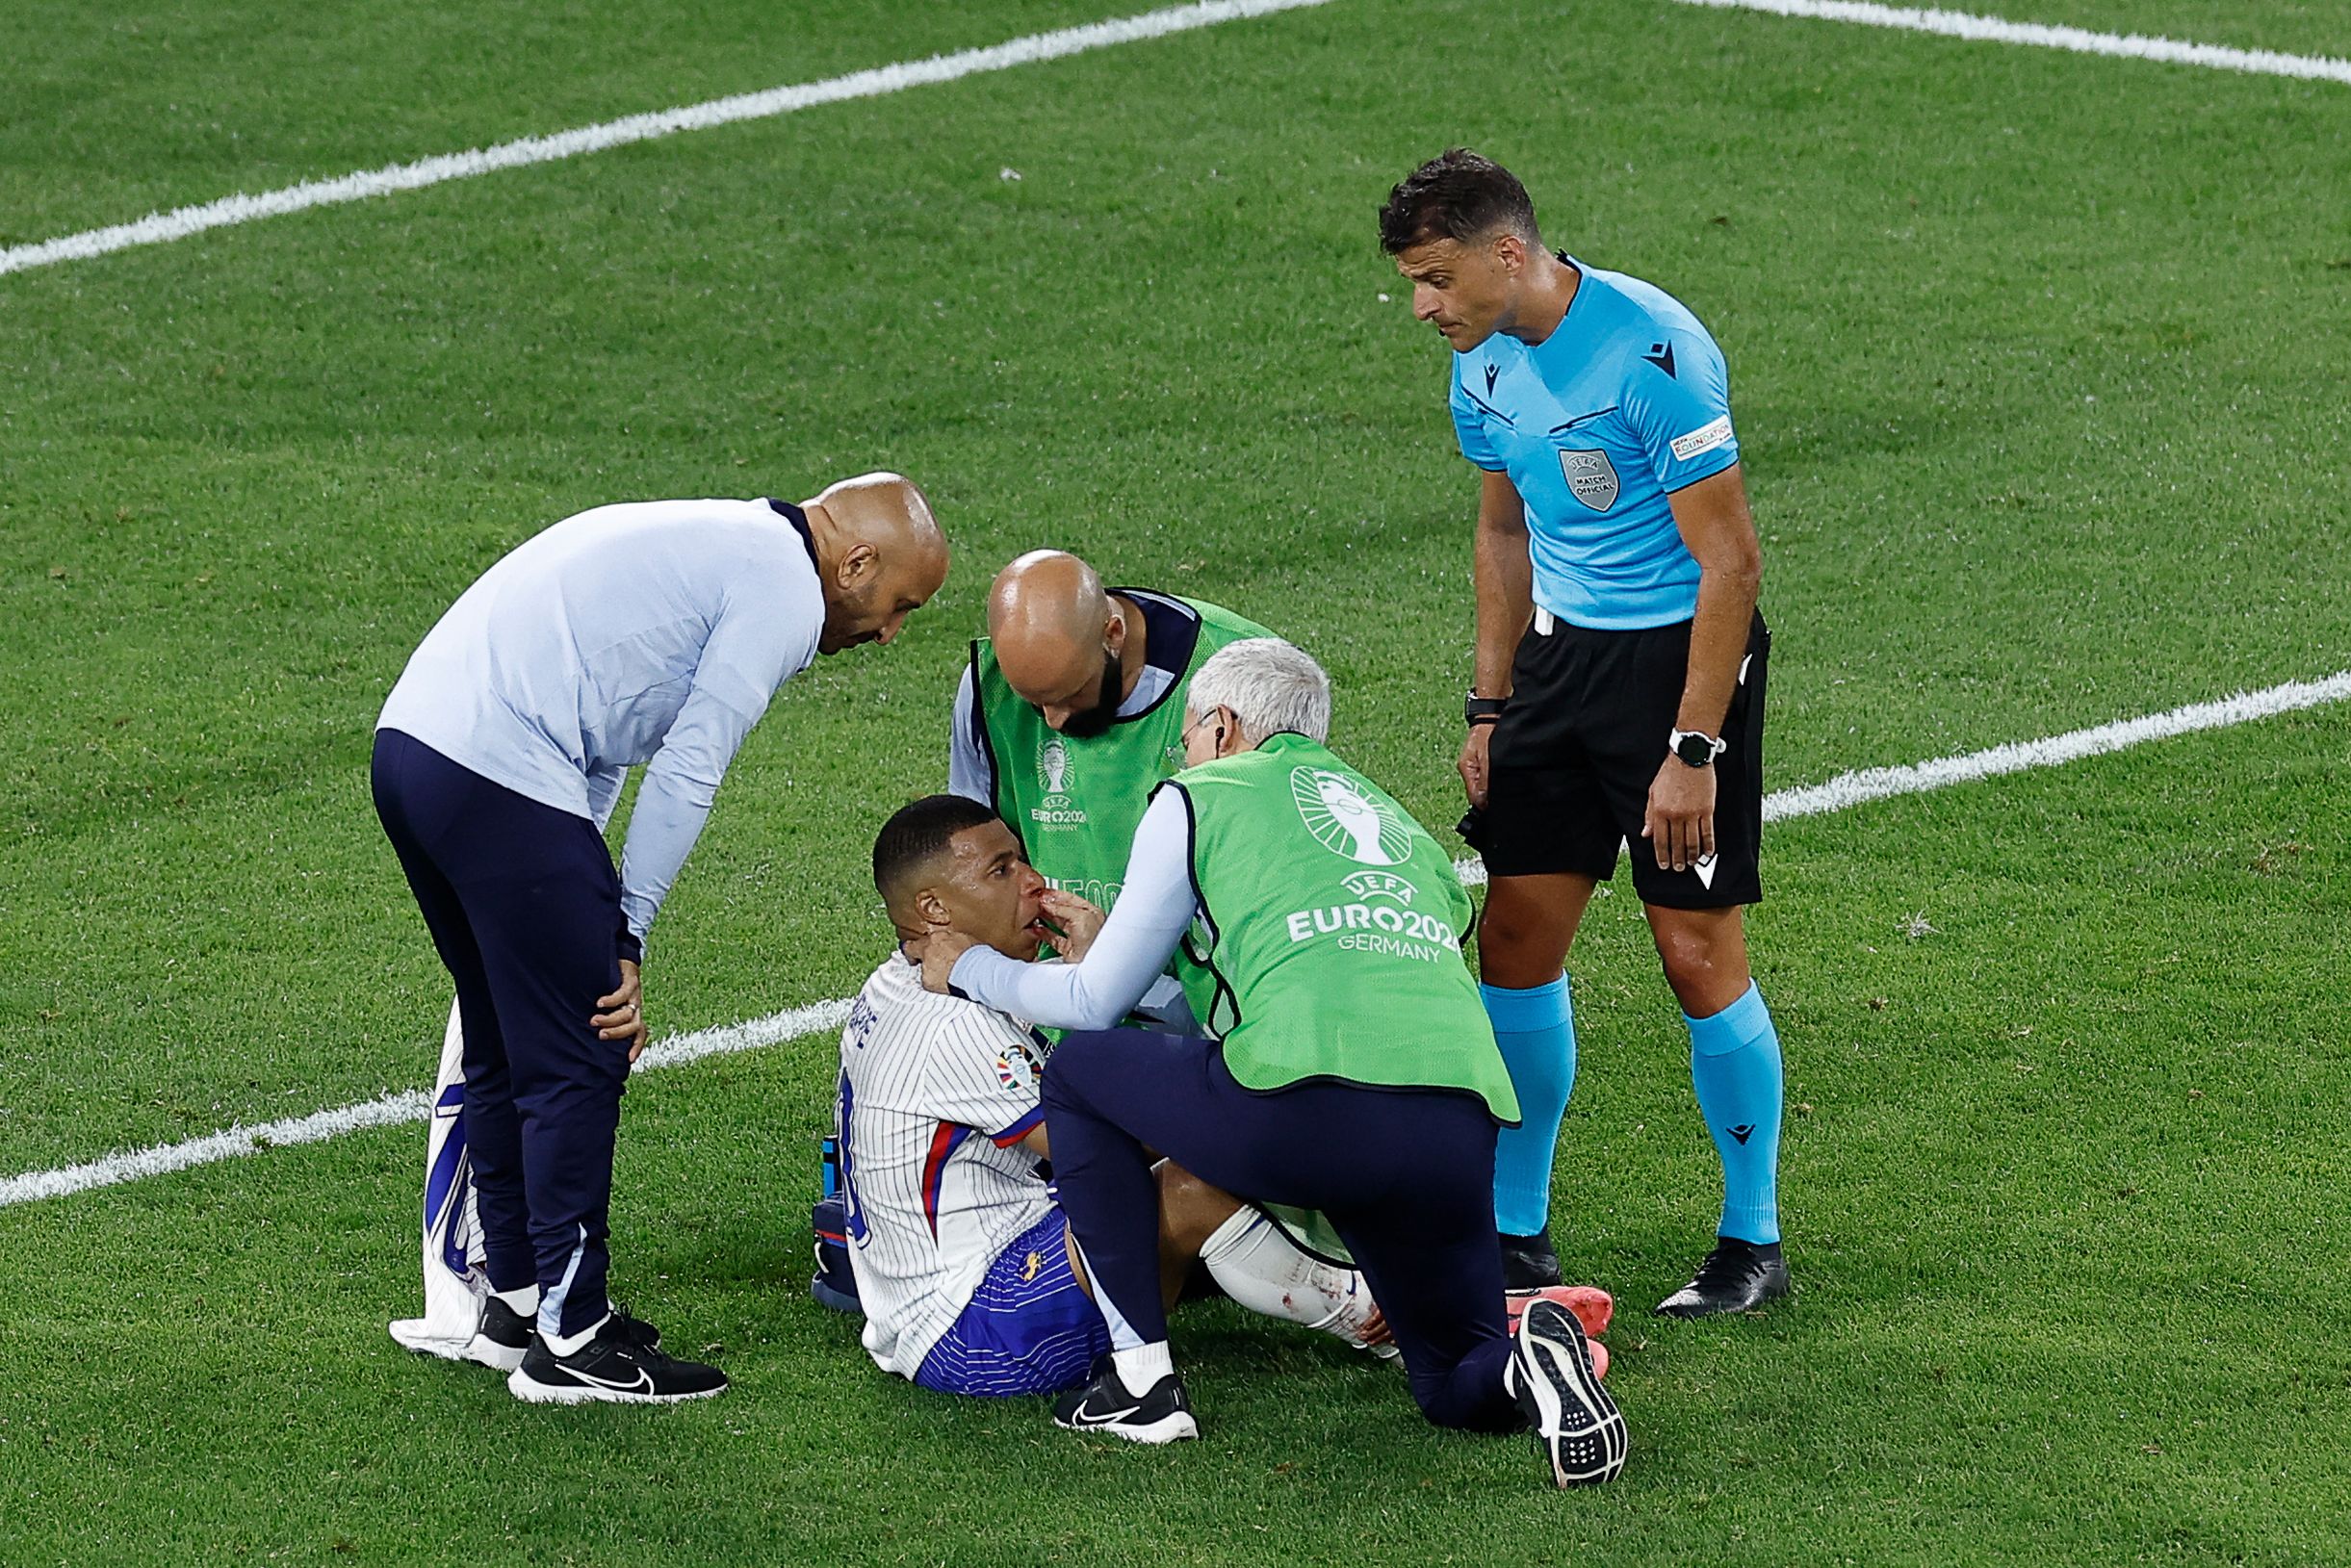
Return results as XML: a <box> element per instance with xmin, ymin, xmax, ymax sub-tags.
<box><xmin>1039</xmin><ymin>737</ymin><xmax>1072</xmax><ymax>797</ymax></box>
<box><xmin>1291</xmin><ymin>768</ymin><xmax>1408</xmax><ymax>866</ymax></box>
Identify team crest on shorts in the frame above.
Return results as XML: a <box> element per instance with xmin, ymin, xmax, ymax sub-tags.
<box><xmin>1291</xmin><ymin>768</ymin><xmax>1411</xmax><ymax>867</ymax></box>
<box><xmin>1559</xmin><ymin>448</ymin><xmax>1620</xmax><ymax>512</ymax></box>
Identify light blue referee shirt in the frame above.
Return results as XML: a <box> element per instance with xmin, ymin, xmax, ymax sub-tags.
<box><xmin>1450</xmin><ymin>259</ymin><xmax>1742</xmax><ymax>630</ymax></box>
<box><xmin>377</xmin><ymin>497</ymin><xmax>825</xmax><ymax>944</ymax></box>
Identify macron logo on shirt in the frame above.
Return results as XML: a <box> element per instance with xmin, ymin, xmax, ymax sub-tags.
<box><xmin>1669</xmin><ymin>416</ymin><xmax>1735</xmax><ymax>464</ymax></box>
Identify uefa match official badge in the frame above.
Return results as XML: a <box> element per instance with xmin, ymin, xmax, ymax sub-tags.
<box><xmin>1560</xmin><ymin>448</ymin><xmax>1620</xmax><ymax>512</ymax></box>
<box><xmin>1290</xmin><ymin>769</ymin><xmax>1410</xmax><ymax>867</ymax></box>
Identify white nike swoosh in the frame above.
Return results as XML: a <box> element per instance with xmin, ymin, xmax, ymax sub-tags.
<box><xmin>1072</xmin><ymin>1401</ymin><xmax>1145</xmax><ymax>1426</ymax></box>
<box><xmin>566</xmin><ymin>1365</ymin><xmax>656</xmax><ymax>1394</ymax></box>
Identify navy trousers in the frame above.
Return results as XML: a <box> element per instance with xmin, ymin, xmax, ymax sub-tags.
<box><xmin>1042</xmin><ymin>1028</ymin><xmax>1520</xmax><ymax>1432</ymax></box>
<box><xmin>372</xmin><ymin>730</ymin><xmax>632</xmax><ymax>1340</ymax></box>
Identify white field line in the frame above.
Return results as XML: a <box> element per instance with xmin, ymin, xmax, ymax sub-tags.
<box><xmin>0</xmin><ymin>999</ymin><xmax>852</xmax><ymax>1208</ymax></box>
<box><xmin>6</xmin><ymin>669</ymin><xmax>2344</xmax><ymax>1210</ymax></box>
<box><xmin>0</xmin><ymin>0</ymin><xmax>1330</xmax><ymax>279</ymax></box>
<box><xmin>1455</xmin><ymin>670</ymin><xmax>2351</xmax><ymax>887</ymax></box>
<box><xmin>1668</xmin><ymin>0</ymin><xmax>2351</xmax><ymax>85</ymax></box>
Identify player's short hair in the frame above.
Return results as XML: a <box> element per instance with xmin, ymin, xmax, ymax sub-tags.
<box><xmin>1378</xmin><ymin>148</ymin><xmax>1541</xmax><ymax>254</ymax></box>
<box><xmin>1188</xmin><ymin>638</ymin><xmax>1331</xmax><ymax>745</ymax></box>
<box><xmin>873</xmin><ymin>794</ymin><xmax>1002</xmax><ymax>906</ymax></box>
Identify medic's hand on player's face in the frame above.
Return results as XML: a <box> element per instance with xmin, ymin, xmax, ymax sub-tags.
<box><xmin>593</xmin><ymin>959</ymin><xmax>648</xmax><ymax>1062</ymax></box>
<box><xmin>1034</xmin><ymin>887</ymin><xmax>1106</xmax><ymax>964</ymax></box>
<box><xmin>1458</xmin><ymin>725</ymin><xmax>1493</xmax><ymax>810</ymax></box>
<box><xmin>917</xmin><ymin>925</ymin><xmax>979</xmax><ymax>994</ymax></box>
<box><xmin>1642</xmin><ymin>757</ymin><xmax>1718</xmax><ymax>874</ymax></box>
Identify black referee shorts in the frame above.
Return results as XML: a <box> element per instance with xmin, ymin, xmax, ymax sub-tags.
<box><xmin>1467</xmin><ymin>610</ymin><xmax>1769</xmax><ymax>910</ymax></box>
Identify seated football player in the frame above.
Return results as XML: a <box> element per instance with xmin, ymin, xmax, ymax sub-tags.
<box><xmin>833</xmin><ymin>793</ymin><xmax>1392</xmax><ymax>1404</ymax></box>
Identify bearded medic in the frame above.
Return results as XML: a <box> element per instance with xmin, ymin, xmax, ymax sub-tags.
<box><xmin>948</xmin><ymin>550</ymin><xmax>1270</xmax><ymax>918</ymax></box>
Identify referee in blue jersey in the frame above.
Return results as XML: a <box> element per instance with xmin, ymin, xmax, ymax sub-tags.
<box><xmin>1381</xmin><ymin>150</ymin><xmax>1788</xmax><ymax>1317</ymax></box>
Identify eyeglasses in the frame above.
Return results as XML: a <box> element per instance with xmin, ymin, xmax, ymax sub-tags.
<box><xmin>1179</xmin><ymin>707</ymin><xmax>1228</xmax><ymax>751</ymax></box>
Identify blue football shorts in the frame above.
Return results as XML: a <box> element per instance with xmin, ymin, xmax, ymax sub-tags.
<box><xmin>913</xmin><ymin>1208</ymin><xmax>1111</xmax><ymax>1398</ymax></box>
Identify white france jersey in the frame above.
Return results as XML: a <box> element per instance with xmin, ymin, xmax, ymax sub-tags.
<box><xmin>836</xmin><ymin>952</ymin><xmax>1057</xmax><ymax>1378</ymax></box>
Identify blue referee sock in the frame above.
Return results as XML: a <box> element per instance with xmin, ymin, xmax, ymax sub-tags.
<box><xmin>1686</xmin><ymin>981</ymin><xmax>1783</xmax><ymax>1246</ymax></box>
<box><xmin>1481</xmin><ymin>976</ymin><xmax>1576</xmax><ymax>1238</ymax></box>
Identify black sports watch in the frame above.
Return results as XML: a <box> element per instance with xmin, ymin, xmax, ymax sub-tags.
<box><xmin>1669</xmin><ymin>728</ymin><xmax>1727</xmax><ymax>768</ymax></box>
<box><xmin>1465</xmin><ymin>693</ymin><xmax>1508</xmax><ymax>727</ymax></box>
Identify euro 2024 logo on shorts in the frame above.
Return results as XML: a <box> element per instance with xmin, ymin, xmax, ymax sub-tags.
<box><xmin>1290</xmin><ymin>768</ymin><xmax>1412</xmax><ymax>867</ymax></box>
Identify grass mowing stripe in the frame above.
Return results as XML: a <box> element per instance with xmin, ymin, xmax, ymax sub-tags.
<box><xmin>1668</xmin><ymin>0</ymin><xmax>2351</xmax><ymax>83</ymax></box>
<box><xmin>6</xmin><ymin>669</ymin><xmax>2342</xmax><ymax>1210</ymax></box>
<box><xmin>0</xmin><ymin>0</ymin><xmax>1331</xmax><ymax>280</ymax></box>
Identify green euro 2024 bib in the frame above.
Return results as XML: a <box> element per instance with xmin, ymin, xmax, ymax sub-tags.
<box><xmin>972</xmin><ymin>593</ymin><xmax>1269</xmax><ymax>910</ymax></box>
<box><xmin>1163</xmin><ymin>732</ymin><xmax>1520</xmax><ymax>1126</ymax></box>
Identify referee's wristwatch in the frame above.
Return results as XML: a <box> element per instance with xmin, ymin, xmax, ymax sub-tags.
<box><xmin>1668</xmin><ymin>728</ymin><xmax>1728</xmax><ymax>768</ymax></box>
<box><xmin>1465</xmin><ymin>692</ymin><xmax>1508</xmax><ymax>728</ymax></box>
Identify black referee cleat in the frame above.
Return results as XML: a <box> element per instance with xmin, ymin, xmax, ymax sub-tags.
<box><xmin>1500</xmin><ymin>1227</ymin><xmax>1563</xmax><ymax>1291</ymax></box>
<box><xmin>1051</xmin><ymin>1359</ymin><xmax>1199</xmax><ymax>1445</ymax></box>
<box><xmin>507</xmin><ymin>1314</ymin><xmax>724</xmax><ymax>1405</ymax></box>
<box><xmin>1506</xmin><ymin>1298</ymin><xmax>1627</xmax><ymax>1486</ymax></box>
<box><xmin>1654</xmin><ymin>1236</ymin><xmax>1790</xmax><ymax>1318</ymax></box>
<box><xmin>463</xmin><ymin>1297</ymin><xmax>534</xmax><ymax>1373</ymax></box>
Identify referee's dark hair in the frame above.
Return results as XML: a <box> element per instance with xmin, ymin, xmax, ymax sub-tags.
<box><xmin>1379</xmin><ymin>148</ymin><xmax>1542</xmax><ymax>254</ymax></box>
<box><xmin>873</xmin><ymin>793</ymin><xmax>1003</xmax><ymax>906</ymax></box>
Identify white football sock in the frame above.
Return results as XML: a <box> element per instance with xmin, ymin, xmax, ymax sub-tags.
<box><xmin>491</xmin><ymin>1284</ymin><xmax>541</xmax><ymax>1317</ymax></box>
<box><xmin>1201</xmin><ymin>1209</ymin><xmax>1382</xmax><ymax>1347</ymax></box>
<box><xmin>1110</xmin><ymin>1342</ymin><xmax>1176</xmax><ymax>1395</ymax></box>
<box><xmin>544</xmin><ymin>1312</ymin><xmax>610</xmax><ymax>1358</ymax></box>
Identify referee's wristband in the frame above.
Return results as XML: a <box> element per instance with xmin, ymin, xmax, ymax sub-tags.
<box><xmin>1464</xmin><ymin>693</ymin><xmax>1508</xmax><ymax>727</ymax></box>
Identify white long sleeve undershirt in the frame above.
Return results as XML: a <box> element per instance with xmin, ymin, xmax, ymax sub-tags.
<box><xmin>948</xmin><ymin>788</ymin><xmax>1199</xmax><ymax>1031</ymax></box>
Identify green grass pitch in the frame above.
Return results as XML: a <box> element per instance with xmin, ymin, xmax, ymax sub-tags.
<box><xmin>4</xmin><ymin>0</ymin><xmax>2347</xmax><ymax>1561</ymax></box>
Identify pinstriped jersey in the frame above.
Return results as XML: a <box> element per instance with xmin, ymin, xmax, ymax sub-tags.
<box><xmin>836</xmin><ymin>952</ymin><xmax>1057</xmax><ymax>1377</ymax></box>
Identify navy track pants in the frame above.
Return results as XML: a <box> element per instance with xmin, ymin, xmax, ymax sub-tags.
<box><xmin>1042</xmin><ymin>1027</ymin><xmax>1520</xmax><ymax>1432</ymax></box>
<box><xmin>372</xmin><ymin>729</ymin><xmax>632</xmax><ymax>1339</ymax></box>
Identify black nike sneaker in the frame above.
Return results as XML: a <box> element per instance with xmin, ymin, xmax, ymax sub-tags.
<box><xmin>605</xmin><ymin>1303</ymin><xmax>663</xmax><ymax>1352</ymax></box>
<box><xmin>506</xmin><ymin>1315</ymin><xmax>726</xmax><ymax>1405</ymax></box>
<box><xmin>1500</xmin><ymin>1227</ymin><xmax>1563</xmax><ymax>1291</ymax></box>
<box><xmin>1654</xmin><ymin>1236</ymin><xmax>1791</xmax><ymax>1318</ymax></box>
<box><xmin>1050</xmin><ymin>1358</ymin><xmax>1199</xmax><ymax>1445</ymax></box>
<box><xmin>463</xmin><ymin>1297</ymin><xmax>534</xmax><ymax>1373</ymax></box>
<box><xmin>1505</xmin><ymin>1298</ymin><xmax>1627</xmax><ymax>1486</ymax></box>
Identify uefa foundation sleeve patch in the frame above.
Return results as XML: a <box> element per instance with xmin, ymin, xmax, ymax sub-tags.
<box><xmin>1669</xmin><ymin>415</ymin><xmax>1736</xmax><ymax>463</ymax></box>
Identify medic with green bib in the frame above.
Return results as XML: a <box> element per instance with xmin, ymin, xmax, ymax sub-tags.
<box><xmin>948</xmin><ymin>550</ymin><xmax>1270</xmax><ymax>918</ymax></box>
